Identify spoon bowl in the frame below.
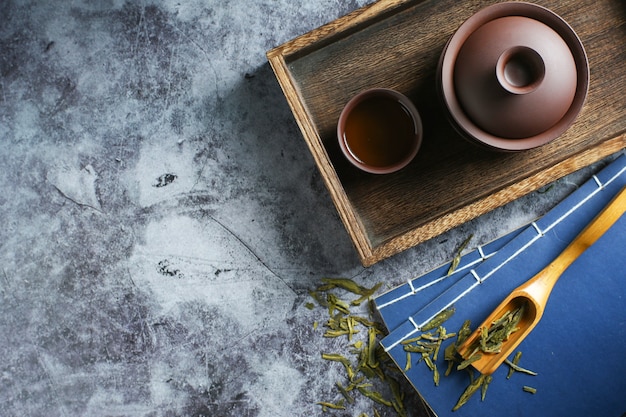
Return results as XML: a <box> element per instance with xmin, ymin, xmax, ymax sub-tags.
<box><xmin>456</xmin><ymin>186</ymin><xmax>626</xmax><ymax>375</ymax></box>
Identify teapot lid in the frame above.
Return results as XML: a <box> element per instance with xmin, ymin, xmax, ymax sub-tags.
<box><xmin>453</xmin><ymin>15</ymin><xmax>577</xmax><ymax>139</ymax></box>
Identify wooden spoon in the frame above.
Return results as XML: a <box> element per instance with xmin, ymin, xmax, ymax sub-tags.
<box><xmin>456</xmin><ymin>185</ymin><xmax>626</xmax><ymax>375</ymax></box>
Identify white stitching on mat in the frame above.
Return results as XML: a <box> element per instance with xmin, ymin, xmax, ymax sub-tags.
<box><xmin>477</xmin><ymin>245</ymin><xmax>487</xmax><ymax>260</ymax></box>
<box><xmin>593</xmin><ymin>175</ymin><xmax>603</xmax><ymax>188</ymax></box>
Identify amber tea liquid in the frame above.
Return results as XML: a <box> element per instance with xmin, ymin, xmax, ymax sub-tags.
<box><xmin>343</xmin><ymin>96</ymin><xmax>417</xmax><ymax>168</ymax></box>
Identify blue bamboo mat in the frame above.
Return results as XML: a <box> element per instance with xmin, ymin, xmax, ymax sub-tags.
<box><xmin>375</xmin><ymin>154</ymin><xmax>626</xmax><ymax>417</ymax></box>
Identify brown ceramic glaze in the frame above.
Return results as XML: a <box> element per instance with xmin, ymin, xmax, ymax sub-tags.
<box><xmin>438</xmin><ymin>2</ymin><xmax>589</xmax><ymax>151</ymax></box>
<box><xmin>337</xmin><ymin>88</ymin><xmax>423</xmax><ymax>174</ymax></box>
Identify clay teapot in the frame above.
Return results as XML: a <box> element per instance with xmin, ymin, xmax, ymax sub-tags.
<box><xmin>438</xmin><ymin>2</ymin><xmax>589</xmax><ymax>151</ymax></box>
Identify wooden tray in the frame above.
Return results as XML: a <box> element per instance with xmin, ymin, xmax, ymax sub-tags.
<box><xmin>267</xmin><ymin>0</ymin><xmax>626</xmax><ymax>266</ymax></box>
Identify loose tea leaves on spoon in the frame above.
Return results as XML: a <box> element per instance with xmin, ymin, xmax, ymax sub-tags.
<box><xmin>465</xmin><ymin>302</ymin><xmax>527</xmax><ymax>358</ymax></box>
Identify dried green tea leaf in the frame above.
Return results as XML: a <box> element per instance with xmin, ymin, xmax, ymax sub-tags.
<box><xmin>490</xmin><ymin>309</ymin><xmax>512</xmax><ymax>328</ymax></box>
<box><xmin>424</xmin><ymin>355</ymin><xmax>435</xmax><ymax>371</ymax></box>
<box><xmin>504</xmin><ymin>358</ymin><xmax>538</xmax><ymax>376</ymax></box>
<box><xmin>327</xmin><ymin>293</ymin><xmax>350</xmax><ymax>315</ymax></box>
<box><xmin>437</xmin><ymin>325</ymin><xmax>457</xmax><ymax>341</ymax></box>
<box><xmin>507</xmin><ymin>351</ymin><xmax>523</xmax><ymax>379</ymax></box>
<box><xmin>347</xmin><ymin>376</ymin><xmax>366</xmax><ymax>390</ymax></box>
<box><xmin>480</xmin><ymin>375</ymin><xmax>493</xmax><ymax>401</ymax></box>
<box><xmin>367</xmin><ymin>327</ymin><xmax>379</xmax><ymax>369</ymax></box>
<box><xmin>433</xmin><ymin>362</ymin><xmax>440</xmax><ymax>386</ymax></box>
<box><xmin>467</xmin><ymin>303</ymin><xmax>527</xmax><ymax>357</ymax></box>
<box><xmin>351</xmin><ymin>282</ymin><xmax>383</xmax><ymax>306</ymax></box>
<box><xmin>336</xmin><ymin>382</ymin><xmax>355</xmax><ymax>404</ymax></box>
<box><xmin>433</xmin><ymin>339</ymin><xmax>443</xmax><ymax>361</ymax></box>
<box><xmin>309</xmin><ymin>290</ymin><xmax>328</xmax><ymax>307</ymax></box>
<box><xmin>457</xmin><ymin>353</ymin><xmax>482</xmax><ymax>370</ymax></box>
<box><xmin>452</xmin><ymin>374</ymin><xmax>487</xmax><ymax>411</ymax></box>
<box><xmin>444</xmin><ymin>342</ymin><xmax>458</xmax><ymax>377</ymax></box>
<box><xmin>419</xmin><ymin>332</ymin><xmax>439</xmax><ymax>341</ymax></box>
<box><xmin>388</xmin><ymin>377</ymin><xmax>406</xmax><ymax>412</ymax></box>
<box><xmin>320</xmin><ymin>277</ymin><xmax>367</xmax><ymax>294</ymax></box>
<box><xmin>352</xmin><ymin>315</ymin><xmax>381</xmax><ymax>329</ymax></box>
<box><xmin>523</xmin><ymin>386</ymin><xmax>537</xmax><ymax>394</ymax></box>
<box><xmin>422</xmin><ymin>307</ymin><xmax>456</xmax><ymax>331</ymax></box>
<box><xmin>320</xmin><ymin>278</ymin><xmax>382</xmax><ymax>306</ymax></box>
<box><xmin>357</xmin><ymin>387</ymin><xmax>393</xmax><ymax>407</ymax></box>
<box><xmin>317</xmin><ymin>400</ymin><xmax>346</xmax><ymax>410</ymax></box>
<box><xmin>403</xmin><ymin>344</ymin><xmax>430</xmax><ymax>354</ymax></box>
<box><xmin>445</xmin><ymin>360</ymin><xmax>455</xmax><ymax>377</ymax></box>
<box><xmin>322</xmin><ymin>353</ymin><xmax>355</xmax><ymax>380</ymax></box>
<box><xmin>455</xmin><ymin>320</ymin><xmax>472</xmax><ymax>347</ymax></box>
<box><xmin>401</xmin><ymin>335</ymin><xmax>424</xmax><ymax>345</ymax></box>
<box><xmin>447</xmin><ymin>234</ymin><xmax>473</xmax><ymax>276</ymax></box>
<box><xmin>444</xmin><ymin>342</ymin><xmax>457</xmax><ymax>361</ymax></box>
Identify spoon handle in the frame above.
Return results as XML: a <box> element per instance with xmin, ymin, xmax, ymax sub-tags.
<box><xmin>550</xmin><ymin>186</ymin><xmax>626</xmax><ymax>278</ymax></box>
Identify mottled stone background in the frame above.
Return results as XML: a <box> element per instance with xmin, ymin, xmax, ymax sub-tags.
<box><xmin>0</xmin><ymin>1</ymin><xmax>618</xmax><ymax>416</ymax></box>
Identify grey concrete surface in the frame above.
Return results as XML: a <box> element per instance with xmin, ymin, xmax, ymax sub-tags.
<box><xmin>0</xmin><ymin>1</ymin><xmax>619</xmax><ymax>416</ymax></box>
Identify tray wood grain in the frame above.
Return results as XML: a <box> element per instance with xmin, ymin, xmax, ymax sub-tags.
<box><xmin>267</xmin><ymin>0</ymin><xmax>626</xmax><ymax>266</ymax></box>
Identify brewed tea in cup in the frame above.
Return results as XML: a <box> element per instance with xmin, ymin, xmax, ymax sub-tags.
<box><xmin>337</xmin><ymin>88</ymin><xmax>422</xmax><ymax>174</ymax></box>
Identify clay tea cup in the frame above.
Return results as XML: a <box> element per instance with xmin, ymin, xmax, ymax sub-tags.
<box><xmin>337</xmin><ymin>88</ymin><xmax>423</xmax><ymax>174</ymax></box>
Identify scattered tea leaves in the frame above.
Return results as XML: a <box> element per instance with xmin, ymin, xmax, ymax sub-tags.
<box><xmin>402</xmin><ymin>325</ymin><xmax>454</xmax><ymax>387</ymax></box>
<box><xmin>444</xmin><ymin>317</ymin><xmax>540</xmax><ymax>411</ymax></box>
<box><xmin>311</xmin><ymin>277</ymin><xmax>408</xmax><ymax>416</ymax></box>
<box><xmin>312</xmin><ymin>275</ymin><xmax>541</xmax><ymax>415</ymax></box>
